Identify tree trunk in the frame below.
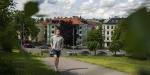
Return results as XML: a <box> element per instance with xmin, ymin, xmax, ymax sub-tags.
<box><xmin>94</xmin><ymin>50</ymin><xmax>96</xmax><ymax>56</ymax></box>
<box><xmin>114</xmin><ymin>51</ymin><xmax>117</xmax><ymax>56</ymax></box>
<box><xmin>90</xmin><ymin>51</ymin><xmax>92</xmax><ymax>55</ymax></box>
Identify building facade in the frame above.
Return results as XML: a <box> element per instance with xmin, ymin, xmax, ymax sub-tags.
<box><xmin>36</xmin><ymin>17</ymin><xmax>124</xmax><ymax>48</ymax></box>
<box><xmin>46</xmin><ymin>17</ymin><xmax>100</xmax><ymax>47</ymax></box>
<box><xmin>102</xmin><ymin>18</ymin><xmax>125</xmax><ymax>48</ymax></box>
<box><xmin>76</xmin><ymin>19</ymin><xmax>101</xmax><ymax>47</ymax></box>
<box><xmin>46</xmin><ymin>16</ymin><xmax>82</xmax><ymax>47</ymax></box>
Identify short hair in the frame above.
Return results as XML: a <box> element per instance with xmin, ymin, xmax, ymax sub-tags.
<box><xmin>55</xmin><ymin>28</ymin><xmax>60</xmax><ymax>31</ymax></box>
<box><xmin>54</xmin><ymin>28</ymin><xmax>60</xmax><ymax>33</ymax></box>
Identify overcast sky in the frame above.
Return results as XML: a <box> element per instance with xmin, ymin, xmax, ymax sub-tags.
<box><xmin>14</xmin><ymin>0</ymin><xmax>149</xmax><ymax>19</ymax></box>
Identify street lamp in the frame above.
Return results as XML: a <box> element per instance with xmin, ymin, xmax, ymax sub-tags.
<box><xmin>73</xmin><ymin>26</ymin><xmax>75</xmax><ymax>51</ymax></box>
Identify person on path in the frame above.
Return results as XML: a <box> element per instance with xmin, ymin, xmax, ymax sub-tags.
<box><xmin>50</xmin><ymin>29</ymin><xmax>64</xmax><ymax>71</ymax></box>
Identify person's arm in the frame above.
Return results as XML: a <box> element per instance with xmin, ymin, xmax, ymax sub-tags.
<box><xmin>61</xmin><ymin>37</ymin><xmax>64</xmax><ymax>50</ymax></box>
<box><xmin>50</xmin><ymin>36</ymin><xmax>53</xmax><ymax>50</ymax></box>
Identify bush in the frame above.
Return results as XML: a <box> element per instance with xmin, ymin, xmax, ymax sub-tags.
<box><xmin>138</xmin><ymin>68</ymin><xmax>150</xmax><ymax>75</ymax></box>
<box><xmin>0</xmin><ymin>53</ymin><xmax>15</xmax><ymax>75</ymax></box>
<box><xmin>0</xmin><ymin>23</ymin><xmax>17</xmax><ymax>52</ymax></box>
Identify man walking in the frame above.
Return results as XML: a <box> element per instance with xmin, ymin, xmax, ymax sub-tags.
<box><xmin>50</xmin><ymin>29</ymin><xmax>64</xmax><ymax>71</ymax></box>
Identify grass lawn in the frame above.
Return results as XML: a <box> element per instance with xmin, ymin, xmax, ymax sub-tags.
<box><xmin>71</xmin><ymin>56</ymin><xmax>150</xmax><ymax>75</ymax></box>
<box><xmin>0</xmin><ymin>50</ymin><xmax>57</xmax><ymax>75</ymax></box>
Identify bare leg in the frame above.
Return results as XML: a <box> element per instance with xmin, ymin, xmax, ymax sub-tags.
<box><xmin>54</xmin><ymin>55</ymin><xmax>59</xmax><ymax>71</ymax></box>
<box><xmin>55</xmin><ymin>57</ymin><xmax>59</xmax><ymax>68</ymax></box>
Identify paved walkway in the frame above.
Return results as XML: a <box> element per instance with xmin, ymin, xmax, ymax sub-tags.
<box><xmin>41</xmin><ymin>57</ymin><xmax>129</xmax><ymax>75</ymax></box>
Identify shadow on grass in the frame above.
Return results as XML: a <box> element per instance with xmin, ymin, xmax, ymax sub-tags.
<box><xmin>59</xmin><ymin>68</ymin><xmax>88</xmax><ymax>75</ymax></box>
<box><xmin>0</xmin><ymin>51</ymin><xmax>57</xmax><ymax>75</ymax></box>
<box><xmin>62</xmin><ymin>68</ymin><xmax>88</xmax><ymax>71</ymax></box>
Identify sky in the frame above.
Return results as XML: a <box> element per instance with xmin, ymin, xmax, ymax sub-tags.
<box><xmin>14</xmin><ymin>0</ymin><xmax>150</xmax><ymax>19</ymax></box>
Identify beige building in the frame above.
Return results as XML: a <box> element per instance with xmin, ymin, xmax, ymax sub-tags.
<box><xmin>102</xmin><ymin>18</ymin><xmax>124</xmax><ymax>48</ymax></box>
<box><xmin>36</xmin><ymin>23</ymin><xmax>46</xmax><ymax>43</ymax></box>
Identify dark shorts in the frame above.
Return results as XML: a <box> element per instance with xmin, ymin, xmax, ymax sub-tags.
<box><xmin>52</xmin><ymin>49</ymin><xmax>61</xmax><ymax>57</ymax></box>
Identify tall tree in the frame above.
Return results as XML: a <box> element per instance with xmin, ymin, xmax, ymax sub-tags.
<box><xmin>109</xmin><ymin>20</ymin><xmax>125</xmax><ymax>56</ymax></box>
<box><xmin>113</xmin><ymin>7</ymin><xmax>150</xmax><ymax>59</ymax></box>
<box><xmin>87</xmin><ymin>25</ymin><xmax>103</xmax><ymax>48</ymax></box>
<box><xmin>0</xmin><ymin>1</ymin><xmax>39</xmax><ymax>52</ymax></box>
<box><xmin>87</xmin><ymin>25</ymin><xmax>103</xmax><ymax>55</ymax></box>
<box><xmin>0</xmin><ymin>0</ymin><xmax>15</xmax><ymax>52</ymax></box>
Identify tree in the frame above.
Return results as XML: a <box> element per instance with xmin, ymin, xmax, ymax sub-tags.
<box><xmin>0</xmin><ymin>21</ymin><xmax>17</xmax><ymax>52</ymax></box>
<box><xmin>87</xmin><ymin>25</ymin><xmax>103</xmax><ymax>48</ymax></box>
<box><xmin>109</xmin><ymin>40</ymin><xmax>123</xmax><ymax>56</ymax></box>
<box><xmin>114</xmin><ymin>7</ymin><xmax>150</xmax><ymax>59</ymax></box>
<box><xmin>87</xmin><ymin>25</ymin><xmax>103</xmax><ymax>55</ymax></box>
<box><xmin>87</xmin><ymin>41</ymin><xmax>99</xmax><ymax>55</ymax></box>
<box><xmin>22</xmin><ymin>1</ymin><xmax>39</xmax><ymax>41</ymax></box>
<box><xmin>0</xmin><ymin>1</ymin><xmax>39</xmax><ymax>52</ymax></box>
<box><xmin>109</xmin><ymin>20</ymin><xmax>125</xmax><ymax>56</ymax></box>
<box><xmin>96</xmin><ymin>25</ymin><xmax>103</xmax><ymax>48</ymax></box>
<box><xmin>0</xmin><ymin>0</ymin><xmax>15</xmax><ymax>52</ymax></box>
<box><xmin>14</xmin><ymin>2</ymin><xmax>39</xmax><ymax>52</ymax></box>
<box><xmin>24</xmin><ymin>1</ymin><xmax>39</xmax><ymax>17</ymax></box>
<box><xmin>0</xmin><ymin>0</ymin><xmax>13</xmax><ymax>10</ymax></box>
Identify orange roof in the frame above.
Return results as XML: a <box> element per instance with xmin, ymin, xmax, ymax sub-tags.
<box><xmin>71</xmin><ymin>18</ymin><xmax>81</xmax><ymax>25</ymax></box>
<box><xmin>40</xmin><ymin>17</ymin><xmax>82</xmax><ymax>27</ymax></box>
<box><xmin>53</xmin><ymin>17</ymin><xmax>81</xmax><ymax>25</ymax></box>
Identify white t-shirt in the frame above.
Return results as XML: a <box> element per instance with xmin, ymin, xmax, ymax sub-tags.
<box><xmin>50</xmin><ymin>35</ymin><xmax>64</xmax><ymax>50</ymax></box>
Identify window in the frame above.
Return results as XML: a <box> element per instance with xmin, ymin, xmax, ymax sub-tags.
<box><xmin>107</xmin><ymin>42</ymin><xmax>110</xmax><ymax>47</ymax></box>
<box><xmin>52</xmin><ymin>31</ymin><xmax>54</xmax><ymax>34</ymax></box>
<box><xmin>107</xmin><ymin>37</ymin><xmax>109</xmax><ymax>40</ymax></box>
<box><xmin>79</xmin><ymin>26</ymin><xmax>82</xmax><ymax>29</ymax></box>
<box><xmin>107</xmin><ymin>26</ymin><xmax>109</xmax><ymax>29</ymax></box>
<box><xmin>107</xmin><ymin>31</ymin><xmax>109</xmax><ymax>35</ymax></box>
<box><xmin>52</xmin><ymin>26</ymin><xmax>54</xmax><ymax>28</ymax></box>
<box><xmin>79</xmin><ymin>31</ymin><xmax>82</xmax><ymax>34</ymax></box>
<box><xmin>111</xmin><ymin>26</ymin><xmax>113</xmax><ymax>29</ymax></box>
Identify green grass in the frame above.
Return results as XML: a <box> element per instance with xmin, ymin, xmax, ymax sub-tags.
<box><xmin>0</xmin><ymin>51</ymin><xmax>57</xmax><ymax>75</ymax></box>
<box><xmin>71</xmin><ymin>56</ymin><xmax>150</xmax><ymax>75</ymax></box>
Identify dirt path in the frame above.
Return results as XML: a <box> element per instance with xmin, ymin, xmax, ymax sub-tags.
<box><xmin>41</xmin><ymin>57</ymin><xmax>128</xmax><ymax>75</ymax></box>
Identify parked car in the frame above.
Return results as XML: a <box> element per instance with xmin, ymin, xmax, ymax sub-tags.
<box><xmin>80</xmin><ymin>51</ymin><xmax>90</xmax><ymax>55</ymax></box>
<box><xmin>97</xmin><ymin>51</ymin><xmax>107</xmax><ymax>56</ymax></box>
<box><xmin>24</xmin><ymin>43</ymin><xmax>35</xmax><ymax>48</ymax></box>
<box><xmin>115</xmin><ymin>50</ymin><xmax>126</xmax><ymax>56</ymax></box>
<box><xmin>40</xmin><ymin>44</ymin><xmax>49</xmax><ymax>49</ymax></box>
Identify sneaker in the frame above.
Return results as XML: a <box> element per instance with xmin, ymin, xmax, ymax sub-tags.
<box><xmin>54</xmin><ymin>67</ymin><xmax>58</xmax><ymax>72</ymax></box>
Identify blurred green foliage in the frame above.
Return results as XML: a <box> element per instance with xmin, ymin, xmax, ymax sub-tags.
<box><xmin>87</xmin><ymin>41</ymin><xmax>99</xmax><ymax>55</ymax></box>
<box><xmin>24</xmin><ymin>1</ymin><xmax>39</xmax><ymax>17</ymax></box>
<box><xmin>0</xmin><ymin>0</ymin><xmax>39</xmax><ymax>52</ymax></box>
<box><xmin>109</xmin><ymin>40</ymin><xmax>123</xmax><ymax>56</ymax></box>
<box><xmin>113</xmin><ymin>7</ymin><xmax>150</xmax><ymax>59</ymax></box>
<box><xmin>87</xmin><ymin>26</ymin><xmax>102</xmax><ymax>55</ymax></box>
<box><xmin>0</xmin><ymin>0</ymin><xmax>13</xmax><ymax>10</ymax></box>
<box><xmin>0</xmin><ymin>0</ymin><xmax>15</xmax><ymax>52</ymax></box>
<box><xmin>87</xmin><ymin>26</ymin><xmax>103</xmax><ymax>49</ymax></box>
<box><xmin>0</xmin><ymin>51</ymin><xmax>57</xmax><ymax>75</ymax></box>
<box><xmin>138</xmin><ymin>67</ymin><xmax>150</xmax><ymax>75</ymax></box>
